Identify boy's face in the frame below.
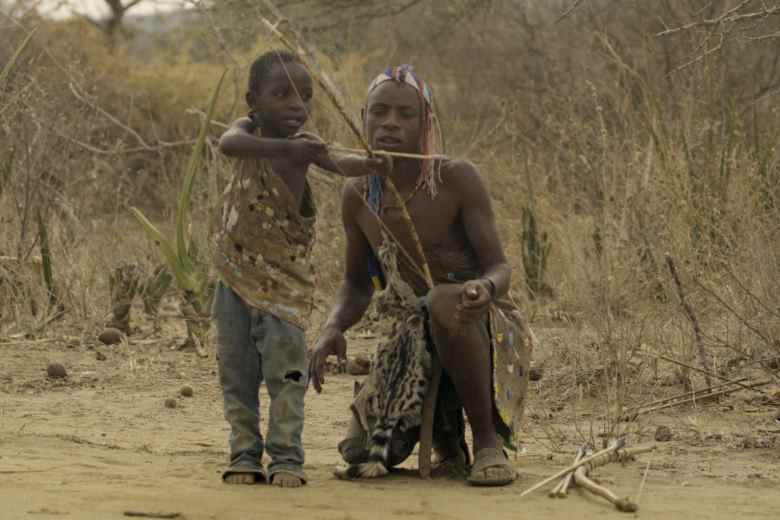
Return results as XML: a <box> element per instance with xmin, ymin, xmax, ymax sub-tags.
<box><xmin>247</xmin><ymin>62</ymin><xmax>313</xmax><ymax>138</ymax></box>
<box><xmin>364</xmin><ymin>82</ymin><xmax>423</xmax><ymax>154</ymax></box>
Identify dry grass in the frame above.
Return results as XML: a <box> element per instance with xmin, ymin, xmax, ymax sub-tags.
<box><xmin>1</xmin><ymin>2</ymin><xmax>778</xmax><ymax>447</ymax></box>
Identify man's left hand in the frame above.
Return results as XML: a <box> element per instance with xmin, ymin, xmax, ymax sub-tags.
<box><xmin>456</xmin><ymin>279</ymin><xmax>492</xmax><ymax>323</ymax></box>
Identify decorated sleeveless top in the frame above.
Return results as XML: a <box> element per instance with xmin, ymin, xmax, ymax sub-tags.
<box><xmin>214</xmin><ymin>157</ymin><xmax>316</xmax><ymax>329</ymax></box>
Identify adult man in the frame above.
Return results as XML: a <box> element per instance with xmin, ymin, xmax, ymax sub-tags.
<box><xmin>309</xmin><ymin>65</ymin><xmax>533</xmax><ymax>486</ymax></box>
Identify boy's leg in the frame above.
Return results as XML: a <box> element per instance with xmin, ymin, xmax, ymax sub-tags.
<box><xmin>214</xmin><ymin>282</ymin><xmax>265</xmax><ymax>484</ymax></box>
<box><xmin>253</xmin><ymin>313</ymin><xmax>308</xmax><ymax>488</ymax></box>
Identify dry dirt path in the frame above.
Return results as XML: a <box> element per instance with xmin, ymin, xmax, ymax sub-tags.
<box><xmin>1</xmin><ymin>333</ymin><xmax>779</xmax><ymax>519</ymax></box>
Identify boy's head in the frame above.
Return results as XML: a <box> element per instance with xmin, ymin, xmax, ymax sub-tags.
<box><xmin>364</xmin><ymin>65</ymin><xmax>442</xmax><ymax>196</ymax></box>
<box><xmin>246</xmin><ymin>49</ymin><xmax>313</xmax><ymax>138</ymax></box>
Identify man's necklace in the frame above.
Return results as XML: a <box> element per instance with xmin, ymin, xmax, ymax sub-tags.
<box><xmin>381</xmin><ymin>181</ymin><xmax>422</xmax><ymax>212</ymax></box>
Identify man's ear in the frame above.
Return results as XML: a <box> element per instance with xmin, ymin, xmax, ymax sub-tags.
<box><xmin>245</xmin><ymin>91</ymin><xmax>255</xmax><ymax>109</ymax></box>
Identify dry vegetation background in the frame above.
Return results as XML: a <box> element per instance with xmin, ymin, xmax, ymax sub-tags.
<box><xmin>2</xmin><ymin>0</ymin><xmax>779</xmax><ymax>436</ymax></box>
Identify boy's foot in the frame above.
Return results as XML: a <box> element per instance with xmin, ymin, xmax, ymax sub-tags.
<box><xmin>270</xmin><ymin>471</ymin><xmax>305</xmax><ymax>488</ymax></box>
<box><xmin>224</xmin><ymin>473</ymin><xmax>260</xmax><ymax>485</ymax></box>
<box><xmin>467</xmin><ymin>448</ymin><xmax>517</xmax><ymax>487</ymax></box>
<box><xmin>222</xmin><ymin>464</ymin><xmax>266</xmax><ymax>485</ymax></box>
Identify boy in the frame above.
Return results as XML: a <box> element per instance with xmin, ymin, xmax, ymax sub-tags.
<box><xmin>214</xmin><ymin>49</ymin><xmax>383</xmax><ymax>488</ymax></box>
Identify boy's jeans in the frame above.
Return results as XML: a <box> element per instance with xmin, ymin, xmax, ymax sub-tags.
<box><xmin>213</xmin><ymin>281</ymin><xmax>308</xmax><ymax>482</ymax></box>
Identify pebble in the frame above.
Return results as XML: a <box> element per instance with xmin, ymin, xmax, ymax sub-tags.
<box><xmin>529</xmin><ymin>367</ymin><xmax>544</xmax><ymax>381</ymax></box>
<box><xmin>164</xmin><ymin>398</ymin><xmax>178</xmax><ymax>409</ymax></box>
<box><xmin>98</xmin><ymin>328</ymin><xmax>124</xmax><ymax>345</ymax></box>
<box><xmin>180</xmin><ymin>385</ymin><xmax>194</xmax><ymax>397</ymax></box>
<box><xmin>46</xmin><ymin>362</ymin><xmax>67</xmax><ymax>379</ymax></box>
<box><xmin>95</xmin><ymin>351</ymin><xmax>107</xmax><ymax>361</ymax></box>
<box><xmin>655</xmin><ymin>425</ymin><xmax>673</xmax><ymax>442</ymax></box>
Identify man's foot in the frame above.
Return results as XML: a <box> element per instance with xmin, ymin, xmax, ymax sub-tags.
<box><xmin>467</xmin><ymin>448</ymin><xmax>516</xmax><ymax>487</ymax></box>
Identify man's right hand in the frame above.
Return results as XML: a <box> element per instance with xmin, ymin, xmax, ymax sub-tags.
<box><xmin>308</xmin><ymin>325</ymin><xmax>347</xmax><ymax>393</ymax></box>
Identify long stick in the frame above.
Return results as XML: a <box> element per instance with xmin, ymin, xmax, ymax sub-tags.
<box><xmin>550</xmin><ymin>447</ymin><xmax>584</xmax><ymax>498</ymax></box>
<box><xmin>638</xmin><ymin>350</ymin><xmax>768</xmax><ymax>396</ymax></box>
<box><xmin>574</xmin><ymin>465</ymin><xmax>638</xmax><ymax>513</ymax></box>
<box><xmin>624</xmin><ymin>380</ymin><xmax>771</xmax><ymax>420</ymax></box>
<box><xmin>630</xmin><ymin>377</ymin><xmax>748</xmax><ymax>412</ymax></box>
<box><xmin>329</xmin><ymin>145</ymin><xmax>447</xmax><ymax>161</ymax></box>
<box><xmin>258</xmin><ymin>2</ymin><xmax>437</xmax><ymax>477</ymax></box>
<box><xmin>666</xmin><ymin>254</ymin><xmax>712</xmax><ymax>389</ymax></box>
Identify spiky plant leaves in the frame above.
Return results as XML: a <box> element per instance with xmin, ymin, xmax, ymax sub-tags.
<box><xmin>130</xmin><ymin>70</ymin><xmax>226</xmax><ymax>308</ymax></box>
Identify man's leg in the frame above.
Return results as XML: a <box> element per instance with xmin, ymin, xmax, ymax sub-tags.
<box><xmin>255</xmin><ymin>313</ymin><xmax>308</xmax><ymax>488</ymax></box>
<box><xmin>214</xmin><ymin>282</ymin><xmax>265</xmax><ymax>484</ymax></box>
<box><xmin>426</xmin><ymin>284</ymin><xmax>515</xmax><ymax>486</ymax></box>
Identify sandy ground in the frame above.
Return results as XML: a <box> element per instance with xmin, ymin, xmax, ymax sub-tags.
<box><xmin>1</xmin><ymin>317</ymin><xmax>779</xmax><ymax>520</ymax></box>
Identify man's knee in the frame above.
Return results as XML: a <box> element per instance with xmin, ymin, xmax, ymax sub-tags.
<box><xmin>427</xmin><ymin>284</ymin><xmax>461</xmax><ymax>334</ymax></box>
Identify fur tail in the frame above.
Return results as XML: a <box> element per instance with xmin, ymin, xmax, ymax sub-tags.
<box><xmin>346</xmin><ymin>425</ymin><xmax>392</xmax><ymax>479</ymax></box>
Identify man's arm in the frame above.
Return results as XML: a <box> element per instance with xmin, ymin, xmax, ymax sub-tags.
<box><xmin>309</xmin><ymin>180</ymin><xmax>375</xmax><ymax>392</ymax></box>
<box><xmin>448</xmin><ymin>160</ymin><xmax>511</xmax><ymax>317</ymax></box>
<box><xmin>218</xmin><ymin>118</ymin><xmax>326</xmax><ymax>162</ymax></box>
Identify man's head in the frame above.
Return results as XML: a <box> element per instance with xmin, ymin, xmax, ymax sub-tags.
<box><xmin>246</xmin><ymin>50</ymin><xmax>313</xmax><ymax>138</ymax></box>
<box><xmin>363</xmin><ymin>65</ymin><xmax>442</xmax><ymax>196</ymax></box>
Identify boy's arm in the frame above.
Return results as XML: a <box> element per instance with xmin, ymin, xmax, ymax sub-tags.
<box><xmin>295</xmin><ymin>131</ymin><xmax>390</xmax><ymax>177</ymax></box>
<box><xmin>449</xmin><ymin>160</ymin><xmax>512</xmax><ymax>320</ymax></box>
<box><xmin>309</xmin><ymin>180</ymin><xmax>374</xmax><ymax>392</ymax></box>
<box><xmin>218</xmin><ymin>118</ymin><xmax>326</xmax><ymax>162</ymax></box>
<box><xmin>313</xmin><ymin>153</ymin><xmax>390</xmax><ymax>178</ymax></box>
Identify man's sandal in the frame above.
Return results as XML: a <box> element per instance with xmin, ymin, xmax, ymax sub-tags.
<box><xmin>467</xmin><ymin>447</ymin><xmax>517</xmax><ymax>487</ymax></box>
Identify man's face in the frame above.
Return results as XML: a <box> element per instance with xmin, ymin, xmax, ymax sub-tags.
<box><xmin>364</xmin><ymin>82</ymin><xmax>423</xmax><ymax>154</ymax></box>
<box><xmin>247</xmin><ymin>62</ymin><xmax>313</xmax><ymax>138</ymax></box>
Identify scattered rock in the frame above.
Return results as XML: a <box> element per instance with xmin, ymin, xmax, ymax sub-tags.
<box><xmin>95</xmin><ymin>351</ymin><xmax>107</xmax><ymax>361</ymax></box>
<box><xmin>346</xmin><ymin>354</ymin><xmax>371</xmax><ymax>376</ymax></box>
<box><xmin>98</xmin><ymin>328</ymin><xmax>124</xmax><ymax>345</ymax></box>
<box><xmin>768</xmin><ymin>387</ymin><xmax>780</xmax><ymax>405</ymax></box>
<box><xmin>529</xmin><ymin>366</ymin><xmax>543</xmax><ymax>381</ymax></box>
<box><xmin>164</xmin><ymin>398</ymin><xmax>178</xmax><ymax>409</ymax></box>
<box><xmin>46</xmin><ymin>362</ymin><xmax>67</xmax><ymax>379</ymax></box>
<box><xmin>180</xmin><ymin>385</ymin><xmax>194</xmax><ymax>398</ymax></box>
<box><xmin>654</xmin><ymin>425</ymin><xmax>673</xmax><ymax>442</ymax></box>
<box><xmin>774</xmin><ymin>410</ymin><xmax>780</xmax><ymax>424</ymax></box>
<box><xmin>704</xmin><ymin>432</ymin><xmax>723</xmax><ymax>442</ymax></box>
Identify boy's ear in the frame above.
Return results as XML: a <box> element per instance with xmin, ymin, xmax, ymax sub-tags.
<box><xmin>245</xmin><ymin>91</ymin><xmax>255</xmax><ymax>109</ymax></box>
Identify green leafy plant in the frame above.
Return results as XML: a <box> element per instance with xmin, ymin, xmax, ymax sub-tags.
<box><xmin>130</xmin><ymin>71</ymin><xmax>225</xmax><ymax>356</ymax></box>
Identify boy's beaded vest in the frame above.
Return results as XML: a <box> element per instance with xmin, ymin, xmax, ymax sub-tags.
<box><xmin>214</xmin><ymin>157</ymin><xmax>316</xmax><ymax>329</ymax></box>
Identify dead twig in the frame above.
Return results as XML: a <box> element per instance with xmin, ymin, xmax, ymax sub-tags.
<box><xmin>638</xmin><ymin>350</ymin><xmax>768</xmax><ymax>397</ymax></box>
<box><xmin>123</xmin><ymin>512</ymin><xmax>181</xmax><ymax>519</ymax></box>
<box><xmin>623</xmin><ymin>380</ymin><xmax>772</xmax><ymax>420</ymax></box>
<box><xmin>666</xmin><ymin>254</ymin><xmax>712</xmax><ymax>389</ymax></box>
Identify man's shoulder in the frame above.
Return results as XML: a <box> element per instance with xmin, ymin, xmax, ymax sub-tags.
<box><xmin>341</xmin><ymin>177</ymin><xmax>369</xmax><ymax>214</ymax></box>
<box><xmin>440</xmin><ymin>158</ymin><xmax>484</xmax><ymax>192</ymax></box>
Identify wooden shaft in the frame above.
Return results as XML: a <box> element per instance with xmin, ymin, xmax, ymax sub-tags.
<box><xmin>555</xmin><ymin>448</ymin><xmax>585</xmax><ymax>497</ymax></box>
<box><xmin>520</xmin><ymin>441</ymin><xmax>624</xmax><ymax>497</ymax></box>
<box><xmin>574</xmin><ymin>466</ymin><xmax>638</xmax><ymax>513</ymax></box>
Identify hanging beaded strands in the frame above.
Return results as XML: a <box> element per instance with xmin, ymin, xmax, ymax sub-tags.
<box><xmin>365</xmin><ymin>65</ymin><xmax>445</xmax><ymax>290</ymax></box>
<box><xmin>366</xmin><ymin>65</ymin><xmax>444</xmax><ymax>210</ymax></box>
